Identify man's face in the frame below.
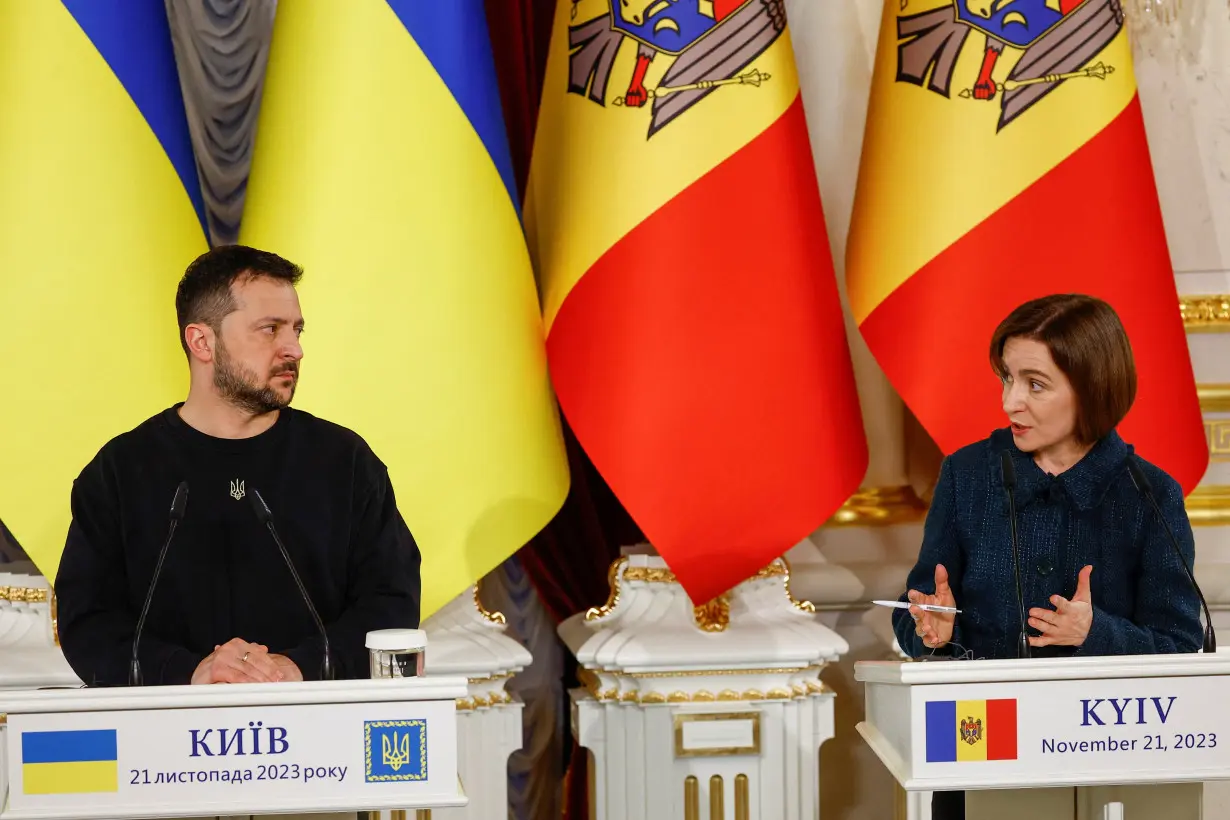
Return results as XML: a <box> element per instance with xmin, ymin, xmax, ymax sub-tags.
<box><xmin>212</xmin><ymin>276</ymin><xmax>304</xmax><ymax>415</ymax></box>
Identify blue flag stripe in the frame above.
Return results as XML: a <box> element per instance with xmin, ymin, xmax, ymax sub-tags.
<box><xmin>22</xmin><ymin>730</ymin><xmax>117</xmax><ymax>764</ymax></box>
<box><xmin>60</xmin><ymin>0</ymin><xmax>208</xmax><ymax>236</ymax></box>
<box><xmin>925</xmin><ymin>701</ymin><xmax>957</xmax><ymax>763</ymax></box>
<box><xmin>384</xmin><ymin>0</ymin><xmax>519</xmax><ymax>210</ymax></box>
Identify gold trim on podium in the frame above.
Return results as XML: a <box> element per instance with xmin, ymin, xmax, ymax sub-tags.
<box><xmin>685</xmin><ymin>775</ymin><xmax>700</xmax><ymax>820</ymax></box>
<box><xmin>1181</xmin><ymin>295</ymin><xmax>1230</xmax><ymax>332</ymax></box>
<box><xmin>674</xmin><ymin>712</ymin><xmax>761</xmax><ymax>758</ymax></box>
<box><xmin>472</xmin><ymin>579</ymin><xmax>505</xmax><ymax>625</ymax></box>
<box><xmin>827</xmin><ymin>486</ymin><xmax>928</xmax><ymax>526</ymax></box>
<box><xmin>586</xmin><ymin>556</ymin><xmax>816</xmax><ymax>627</ymax></box>
<box><xmin>0</xmin><ymin>586</ymin><xmax>49</xmax><ymax>603</ymax></box>
<box><xmin>710</xmin><ymin>774</ymin><xmax>725</xmax><ymax>820</ymax></box>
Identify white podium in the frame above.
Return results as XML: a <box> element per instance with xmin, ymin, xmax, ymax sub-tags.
<box><xmin>854</xmin><ymin>653</ymin><xmax>1230</xmax><ymax>820</ymax></box>
<box><xmin>0</xmin><ymin>677</ymin><xmax>469</xmax><ymax>819</ymax></box>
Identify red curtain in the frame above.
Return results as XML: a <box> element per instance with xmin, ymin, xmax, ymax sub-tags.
<box><xmin>482</xmin><ymin>0</ymin><xmax>553</xmax><ymax>197</ymax></box>
<box><xmin>483</xmin><ymin>2</ymin><xmax>644</xmax><ymax>816</ymax></box>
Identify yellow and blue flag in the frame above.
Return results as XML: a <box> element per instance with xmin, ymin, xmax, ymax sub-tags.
<box><xmin>22</xmin><ymin>729</ymin><xmax>119</xmax><ymax>795</ymax></box>
<box><xmin>240</xmin><ymin>2</ymin><xmax>570</xmax><ymax>617</ymax></box>
<box><xmin>0</xmin><ymin>2</ymin><xmax>208</xmax><ymax>580</ymax></box>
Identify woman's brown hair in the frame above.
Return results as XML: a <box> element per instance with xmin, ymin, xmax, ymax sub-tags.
<box><xmin>989</xmin><ymin>294</ymin><xmax>1137</xmax><ymax>445</ymax></box>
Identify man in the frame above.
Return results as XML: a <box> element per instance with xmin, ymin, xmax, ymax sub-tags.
<box><xmin>55</xmin><ymin>246</ymin><xmax>421</xmax><ymax>685</ymax></box>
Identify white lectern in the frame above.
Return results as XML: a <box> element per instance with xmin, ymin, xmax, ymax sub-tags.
<box><xmin>0</xmin><ymin>677</ymin><xmax>469</xmax><ymax>819</ymax></box>
<box><xmin>854</xmin><ymin>653</ymin><xmax>1230</xmax><ymax>820</ymax></box>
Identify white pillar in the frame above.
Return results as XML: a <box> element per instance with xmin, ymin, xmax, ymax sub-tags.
<box><xmin>421</xmin><ymin>586</ymin><xmax>532</xmax><ymax>820</ymax></box>
<box><xmin>559</xmin><ymin>554</ymin><xmax>846</xmax><ymax>820</ymax></box>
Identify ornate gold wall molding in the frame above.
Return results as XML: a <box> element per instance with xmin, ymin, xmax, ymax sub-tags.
<box><xmin>828</xmin><ymin>486</ymin><xmax>927</xmax><ymax>526</ymax></box>
<box><xmin>1199</xmin><ymin>385</ymin><xmax>1230</xmax><ymax>413</ymax></box>
<box><xmin>1208</xmin><ymin>420</ymin><xmax>1230</xmax><ymax>462</ymax></box>
<box><xmin>1180</xmin><ymin>295</ymin><xmax>1230</xmax><ymax>331</ymax></box>
<box><xmin>1186</xmin><ymin>486</ymin><xmax>1230</xmax><ymax>526</ymax></box>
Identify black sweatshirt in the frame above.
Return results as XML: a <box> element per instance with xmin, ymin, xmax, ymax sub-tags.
<box><xmin>55</xmin><ymin>405</ymin><xmax>421</xmax><ymax>685</ymax></box>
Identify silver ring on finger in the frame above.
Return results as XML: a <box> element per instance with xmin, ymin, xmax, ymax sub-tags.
<box><xmin>241</xmin><ymin>651</ymin><xmax>250</xmax><ymax>663</ymax></box>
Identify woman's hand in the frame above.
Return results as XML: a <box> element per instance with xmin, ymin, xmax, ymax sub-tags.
<box><xmin>907</xmin><ymin>564</ymin><xmax>957</xmax><ymax>650</ymax></box>
<box><xmin>1029</xmin><ymin>565</ymin><xmax>1093</xmax><ymax>647</ymax></box>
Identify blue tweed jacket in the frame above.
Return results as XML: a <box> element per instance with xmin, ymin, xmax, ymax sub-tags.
<box><xmin>893</xmin><ymin>427</ymin><xmax>1202</xmax><ymax>660</ymax></box>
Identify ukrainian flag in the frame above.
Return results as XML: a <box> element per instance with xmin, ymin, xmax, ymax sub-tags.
<box><xmin>0</xmin><ymin>3</ymin><xmax>208</xmax><ymax>580</ymax></box>
<box><xmin>22</xmin><ymin>730</ymin><xmax>119</xmax><ymax>795</ymax></box>
<box><xmin>240</xmin><ymin>2</ymin><xmax>570</xmax><ymax>617</ymax></box>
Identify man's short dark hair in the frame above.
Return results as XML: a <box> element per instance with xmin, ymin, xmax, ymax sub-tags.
<box><xmin>175</xmin><ymin>245</ymin><xmax>303</xmax><ymax>356</ymax></box>
<box><xmin>989</xmin><ymin>293</ymin><xmax>1137</xmax><ymax>445</ymax></box>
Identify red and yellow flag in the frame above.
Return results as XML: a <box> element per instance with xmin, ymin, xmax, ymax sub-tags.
<box><xmin>847</xmin><ymin>0</ymin><xmax>1207</xmax><ymax>492</ymax></box>
<box><xmin>525</xmin><ymin>0</ymin><xmax>867</xmax><ymax>604</ymax></box>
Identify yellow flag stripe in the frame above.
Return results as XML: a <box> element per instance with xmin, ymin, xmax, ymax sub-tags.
<box><xmin>846</xmin><ymin>0</ymin><xmax>1136</xmax><ymax>324</ymax></box>
<box><xmin>239</xmin><ymin>0</ymin><xmax>569</xmax><ymax>617</ymax></box>
<box><xmin>23</xmin><ymin>761</ymin><xmax>118</xmax><ymax>794</ymax></box>
<box><xmin>955</xmin><ymin>699</ymin><xmax>989</xmax><ymax>762</ymax></box>
<box><xmin>525</xmin><ymin>0</ymin><xmax>800</xmax><ymax>332</ymax></box>
<box><xmin>0</xmin><ymin>3</ymin><xmax>205</xmax><ymax>581</ymax></box>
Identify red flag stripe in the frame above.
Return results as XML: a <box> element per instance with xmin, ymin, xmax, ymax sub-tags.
<box><xmin>546</xmin><ymin>95</ymin><xmax>868</xmax><ymax>604</ymax></box>
<box><xmin>859</xmin><ymin>96</ymin><xmax>1207</xmax><ymax>493</ymax></box>
<box><xmin>986</xmin><ymin>698</ymin><xmax>1018</xmax><ymax>761</ymax></box>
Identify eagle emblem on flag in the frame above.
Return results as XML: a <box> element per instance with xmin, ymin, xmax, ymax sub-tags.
<box><xmin>960</xmin><ymin>716</ymin><xmax>984</xmax><ymax>745</ymax></box>
<box><xmin>896</xmin><ymin>0</ymin><xmax>1125</xmax><ymax>130</ymax></box>
<box><xmin>566</xmin><ymin>0</ymin><xmax>786</xmax><ymax>137</ymax></box>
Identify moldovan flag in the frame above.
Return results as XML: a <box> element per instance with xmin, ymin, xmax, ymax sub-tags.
<box><xmin>525</xmin><ymin>0</ymin><xmax>868</xmax><ymax>605</ymax></box>
<box><xmin>240</xmin><ymin>1</ymin><xmax>569</xmax><ymax>617</ymax></box>
<box><xmin>926</xmin><ymin>699</ymin><xmax>1018</xmax><ymax>762</ymax></box>
<box><xmin>847</xmin><ymin>0</ymin><xmax>1207</xmax><ymax>492</ymax></box>
<box><xmin>0</xmin><ymin>2</ymin><xmax>207</xmax><ymax>579</ymax></box>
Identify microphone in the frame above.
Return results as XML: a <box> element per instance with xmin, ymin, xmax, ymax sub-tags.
<box><xmin>130</xmin><ymin>481</ymin><xmax>189</xmax><ymax>686</ymax></box>
<box><xmin>248</xmin><ymin>488</ymin><xmax>334</xmax><ymax>680</ymax></box>
<box><xmin>1000</xmin><ymin>451</ymin><xmax>1031</xmax><ymax>659</ymax></box>
<box><xmin>1126</xmin><ymin>459</ymin><xmax>1216</xmax><ymax>653</ymax></box>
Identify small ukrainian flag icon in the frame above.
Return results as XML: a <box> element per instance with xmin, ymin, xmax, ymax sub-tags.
<box><xmin>22</xmin><ymin>730</ymin><xmax>118</xmax><ymax>794</ymax></box>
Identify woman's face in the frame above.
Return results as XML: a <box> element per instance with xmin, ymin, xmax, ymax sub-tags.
<box><xmin>1000</xmin><ymin>337</ymin><xmax>1079</xmax><ymax>457</ymax></box>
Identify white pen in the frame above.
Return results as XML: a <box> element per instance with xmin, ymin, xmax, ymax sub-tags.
<box><xmin>871</xmin><ymin>600</ymin><xmax>962</xmax><ymax>614</ymax></box>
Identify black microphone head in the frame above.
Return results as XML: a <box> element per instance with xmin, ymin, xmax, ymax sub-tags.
<box><xmin>1000</xmin><ymin>450</ymin><xmax>1017</xmax><ymax>490</ymax></box>
<box><xmin>170</xmin><ymin>482</ymin><xmax>189</xmax><ymax>521</ymax></box>
<box><xmin>1126</xmin><ymin>458</ymin><xmax>1154</xmax><ymax>496</ymax></box>
<box><xmin>248</xmin><ymin>487</ymin><xmax>273</xmax><ymax>524</ymax></box>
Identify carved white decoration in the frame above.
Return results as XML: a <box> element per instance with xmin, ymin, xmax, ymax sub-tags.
<box><xmin>422</xmin><ymin>585</ymin><xmax>532</xmax><ymax>820</ymax></box>
<box><xmin>559</xmin><ymin>553</ymin><xmax>847</xmax><ymax>819</ymax></box>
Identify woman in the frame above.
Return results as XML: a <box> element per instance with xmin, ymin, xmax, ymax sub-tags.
<box><xmin>893</xmin><ymin>294</ymin><xmax>1203</xmax><ymax>820</ymax></box>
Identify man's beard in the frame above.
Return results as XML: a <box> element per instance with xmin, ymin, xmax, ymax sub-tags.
<box><xmin>213</xmin><ymin>339</ymin><xmax>297</xmax><ymax>415</ymax></box>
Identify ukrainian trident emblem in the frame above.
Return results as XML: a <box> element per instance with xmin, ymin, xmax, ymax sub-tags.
<box><xmin>381</xmin><ymin>730</ymin><xmax>412</xmax><ymax>772</ymax></box>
